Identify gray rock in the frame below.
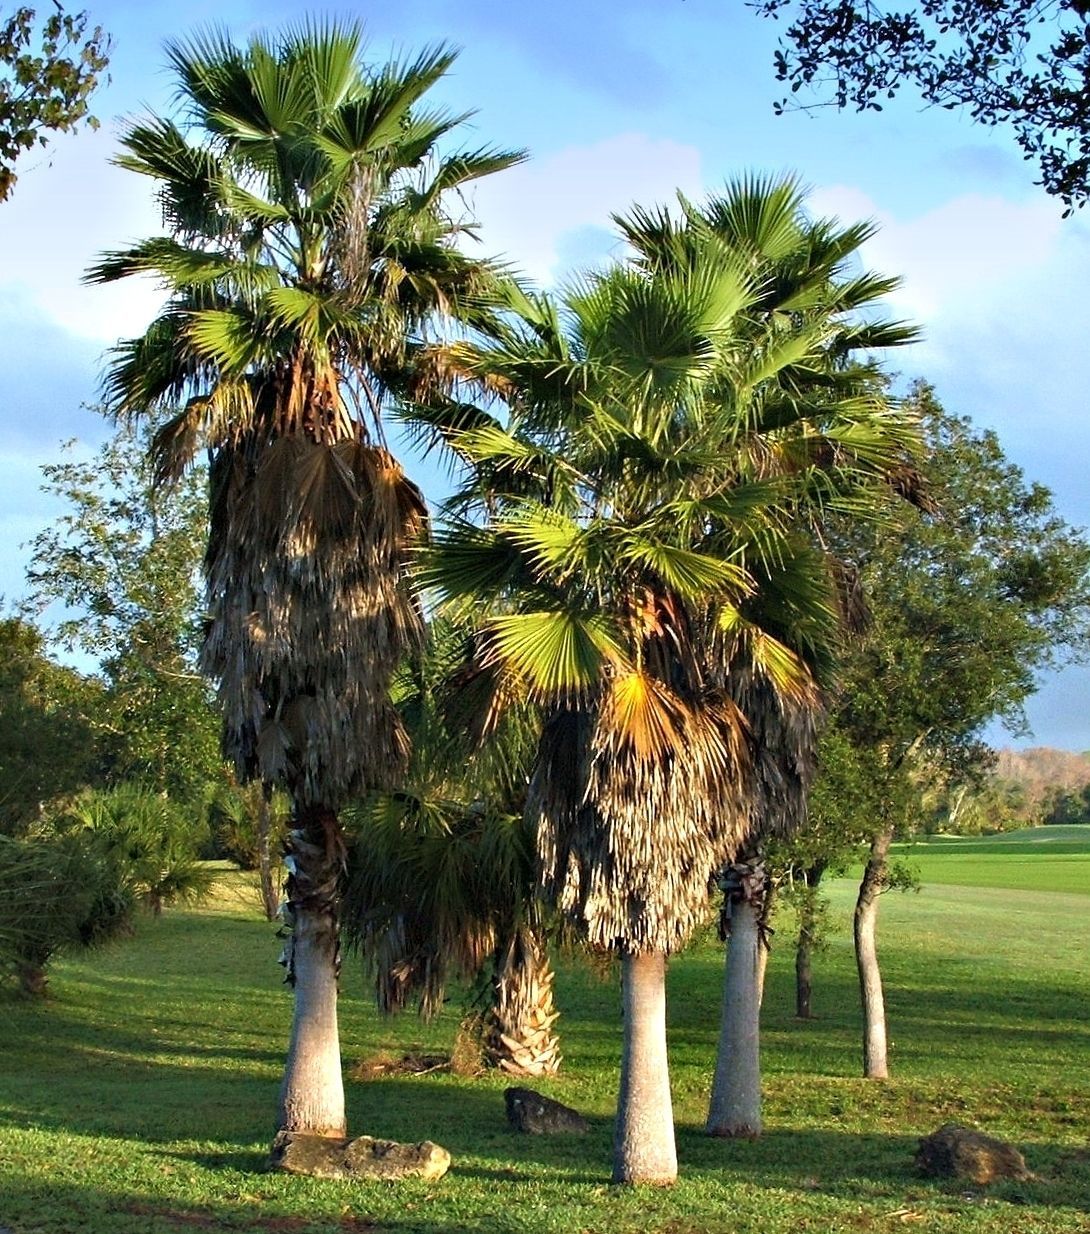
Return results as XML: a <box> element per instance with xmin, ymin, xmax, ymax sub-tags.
<box><xmin>269</xmin><ymin>1131</ymin><xmax>451</xmax><ymax>1181</ymax></box>
<box><xmin>504</xmin><ymin>1086</ymin><xmax>589</xmax><ymax>1135</ymax></box>
<box><xmin>915</xmin><ymin>1123</ymin><xmax>1030</xmax><ymax>1185</ymax></box>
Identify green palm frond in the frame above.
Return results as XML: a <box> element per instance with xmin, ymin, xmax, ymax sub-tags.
<box><xmin>481</xmin><ymin>610</ymin><xmax>625</xmax><ymax>700</ymax></box>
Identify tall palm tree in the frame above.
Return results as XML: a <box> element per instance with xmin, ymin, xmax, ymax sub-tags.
<box><xmin>87</xmin><ymin>21</ymin><xmax>522</xmax><ymax>1141</ymax></box>
<box><xmin>417</xmin><ymin>189</ymin><xmax>918</xmax><ymax>1181</ymax></box>
<box><xmin>619</xmin><ymin>177</ymin><xmax>920</xmax><ymax>1138</ymax></box>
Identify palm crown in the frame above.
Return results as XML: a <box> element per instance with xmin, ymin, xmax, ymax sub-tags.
<box><xmin>417</xmin><ymin>176</ymin><xmax>921</xmax><ymax>954</ymax></box>
<box><xmin>88</xmin><ymin>21</ymin><xmax>524</xmax><ymax>807</ymax></box>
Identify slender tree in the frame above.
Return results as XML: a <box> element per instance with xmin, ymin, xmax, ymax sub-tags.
<box><xmin>814</xmin><ymin>383</ymin><xmax>1090</xmax><ymax>1077</ymax></box>
<box><xmin>88</xmin><ymin>22</ymin><xmax>521</xmax><ymax>1142</ymax></box>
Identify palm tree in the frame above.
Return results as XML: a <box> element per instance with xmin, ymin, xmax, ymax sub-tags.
<box><xmin>417</xmin><ymin>189</ymin><xmax>918</xmax><ymax>1181</ymax></box>
<box><xmin>87</xmin><ymin>21</ymin><xmax>522</xmax><ymax>1141</ymax></box>
<box><xmin>342</xmin><ymin>625</ymin><xmax>561</xmax><ymax>1077</ymax></box>
<box><xmin>618</xmin><ymin>177</ymin><xmax>920</xmax><ymax>1138</ymax></box>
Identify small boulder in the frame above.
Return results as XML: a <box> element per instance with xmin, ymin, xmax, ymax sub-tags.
<box><xmin>915</xmin><ymin>1123</ymin><xmax>1030</xmax><ymax>1185</ymax></box>
<box><xmin>270</xmin><ymin>1131</ymin><xmax>451</xmax><ymax>1182</ymax></box>
<box><xmin>504</xmin><ymin>1087</ymin><xmax>589</xmax><ymax>1135</ymax></box>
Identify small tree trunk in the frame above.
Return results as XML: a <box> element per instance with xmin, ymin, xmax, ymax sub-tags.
<box><xmin>855</xmin><ymin>822</ymin><xmax>894</xmax><ymax>1080</ymax></box>
<box><xmin>755</xmin><ymin>879</ymin><xmax>775</xmax><ymax>1007</ymax></box>
<box><xmin>258</xmin><ymin>782</ymin><xmax>279</xmax><ymax>922</ymax></box>
<box><xmin>707</xmin><ymin>896</ymin><xmax>762</xmax><ymax>1138</ymax></box>
<box><xmin>484</xmin><ymin>923</ymin><xmax>561</xmax><ymax>1077</ymax></box>
<box><xmin>613</xmin><ymin>950</ymin><xmax>677</xmax><ymax>1185</ymax></box>
<box><xmin>795</xmin><ymin>862</ymin><xmax>826</xmax><ymax>1020</ymax></box>
<box><xmin>277</xmin><ymin>805</ymin><xmax>346</xmax><ymax>1137</ymax></box>
<box><xmin>16</xmin><ymin>959</ymin><xmax>48</xmax><ymax>998</ymax></box>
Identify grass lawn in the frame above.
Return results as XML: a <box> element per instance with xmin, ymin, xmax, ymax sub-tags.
<box><xmin>897</xmin><ymin>825</ymin><xmax>1090</xmax><ymax>897</ymax></box>
<box><xmin>3</xmin><ymin>832</ymin><xmax>1089</xmax><ymax>1234</ymax></box>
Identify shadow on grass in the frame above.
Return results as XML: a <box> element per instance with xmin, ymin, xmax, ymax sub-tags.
<box><xmin>0</xmin><ymin>1130</ymin><xmax>1086</xmax><ymax>1234</ymax></box>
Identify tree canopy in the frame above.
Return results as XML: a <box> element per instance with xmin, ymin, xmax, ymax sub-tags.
<box><xmin>754</xmin><ymin>1</ymin><xmax>1090</xmax><ymax>212</ymax></box>
<box><xmin>26</xmin><ymin>413</ymin><xmax>221</xmax><ymax>803</ymax></box>
<box><xmin>0</xmin><ymin>5</ymin><xmax>109</xmax><ymax>201</ymax></box>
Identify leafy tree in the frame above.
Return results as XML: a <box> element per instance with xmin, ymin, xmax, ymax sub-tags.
<box><xmin>815</xmin><ymin>381</ymin><xmax>1090</xmax><ymax>1076</ymax></box>
<box><xmin>754</xmin><ymin>0</ymin><xmax>1090</xmax><ymax>212</ymax></box>
<box><xmin>0</xmin><ymin>615</ymin><xmax>99</xmax><ymax>832</ymax></box>
<box><xmin>0</xmin><ymin>5</ymin><xmax>109</xmax><ymax>200</ymax></box>
<box><xmin>26</xmin><ymin>412</ymin><xmax>220</xmax><ymax>805</ymax></box>
<box><xmin>88</xmin><ymin>22</ymin><xmax>521</xmax><ymax>1143</ymax></box>
<box><xmin>420</xmin><ymin>178</ymin><xmax>918</xmax><ymax>1182</ymax></box>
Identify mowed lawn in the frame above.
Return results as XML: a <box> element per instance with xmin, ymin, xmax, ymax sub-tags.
<box><xmin>2</xmin><ymin>831</ymin><xmax>1089</xmax><ymax>1234</ymax></box>
<box><xmin>898</xmin><ymin>824</ymin><xmax>1090</xmax><ymax>897</ymax></box>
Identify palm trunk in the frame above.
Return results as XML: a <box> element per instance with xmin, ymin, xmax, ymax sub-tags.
<box><xmin>795</xmin><ymin>861</ymin><xmax>826</xmax><ymax>1020</ymax></box>
<box><xmin>484</xmin><ymin>923</ymin><xmax>561</xmax><ymax>1077</ymax></box>
<box><xmin>855</xmin><ymin>822</ymin><xmax>894</xmax><ymax>1080</ymax></box>
<box><xmin>277</xmin><ymin>806</ymin><xmax>346</xmax><ymax>1137</ymax></box>
<box><xmin>707</xmin><ymin>896</ymin><xmax>762</xmax><ymax>1138</ymax></box>
<box><xmin>707</xmin><ymin>854</ymin><xmax>767</xmax><ymax>1138</ymax></box>
<box><xmin>613</xmin><ymin>950</ymin><xmax>677</xmax><ymax>1185</ymax></box>
<box><xmin>258</xmin><ymin>782</ymin><xmax>279</xmax><ymax>923</ymax></box>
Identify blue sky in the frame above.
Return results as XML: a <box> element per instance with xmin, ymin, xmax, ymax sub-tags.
<box><xmin>2</xmin><ymin>0</ymin><xmax>1088</xmax><ymax>749</ymax></box>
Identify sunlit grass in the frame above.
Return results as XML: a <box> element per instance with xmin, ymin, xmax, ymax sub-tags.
<box><xmin>3</xmin><ymin>833</ymin><xmax>1089</xmax><ymax>1233</ymax></box>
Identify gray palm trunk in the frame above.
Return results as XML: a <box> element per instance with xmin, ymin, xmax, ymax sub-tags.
<box><xmin>706</xmin><ymin>858</ymin><xmax>767</xmax><ymax>1138</ymax></box>
<box><xmin>278</xmin><ymin>807</ymin><xmax>347</xmax><ymax>1136</ymax></box>
<box><xmin>855</xmin><ymin>822</ymin><xmax>895</xmax><ymax>1079</ymax></box>
<box><xmin>613</xmin><ymin>951</ymin><xmax>677</xmax><ymax>1185</ymax></box>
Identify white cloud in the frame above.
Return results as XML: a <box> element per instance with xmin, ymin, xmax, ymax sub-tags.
<box><xmin>805</xmin><ymin>185</ymin><xmax>1079</xmax><ymax>367</ymax></box>
<box><xmin>0</xmin><ymin>125</ymin><xmax>165</xmax><ymax>345</ymax></box>
<box><xmin>465</xmin><ymin>132</ymin><xmax>704</xmax><ymax>285</ymax></box>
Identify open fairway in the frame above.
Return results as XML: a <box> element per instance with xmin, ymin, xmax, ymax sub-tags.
<box><xmin>3</xmin><ymin>834</ymin><xmax>1089</xmax><ymax>1234</ymax></box>
<box><xmin>899</xmin><ymin>824</ymin><xmax>1090</xmax><ymax>897</ymax></box>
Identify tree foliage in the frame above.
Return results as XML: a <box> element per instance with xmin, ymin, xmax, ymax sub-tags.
<box><xmin>0</xmin><ymin>5</ymin><xmax>109</xmax><ymax>200</ymax></box>
<box><xmin>755</xmin><ymin>0</ymin><xmax>1090</xmax><ymax>212</ymax></box>
<box><xmin>26</xmin><ymin>413</ymin><xmax>221</xmax><ymax>804</ymax></box>
<box><xmin>787</xmin><ymin>379</ymin><xmax>1090</xmax><ymax>876</ymax></box>
<box><xmin>0</xmin><ymin>783</ymin><xmax>212</xmax><ymax>997</ymax></box>
<box><xmin>0</xmin><ymin>614</ymin><xmax>99</xmax><ymax>833</ymax></box>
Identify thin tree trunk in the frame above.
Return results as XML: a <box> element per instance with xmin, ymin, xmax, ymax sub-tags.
<box><xmin>613</xmin><ymin>950</ymin><xmax>677</xmax><ymax>1185</ymax></box>
<box><xmin>795</xmin><ymin>861</ymin><xmax>826</xmax><ymax>1020</ymax></box>
<box><xmin>485</xmin><ymin>923</ymin><xmax>561</xmax><ymax>1077</ymax></box>
<box><xmin>277</xmin><ymin>806</ymin><xmax>346</xmax><ymax>1137</ymax></box>
<box><xmin>755</xmin><ymin>880</ymin><xmax>775</xmax><ymax>1008</ymax></box>
<box><xmin>707</xmin><ymin>896</ymin><xmax>762</xmax><ymax>1138</ymax></box>
<box><xmin>855</xmin><ymin>822</ymin><xmax>894</xmax><ymax>1080</ymax></box>
<box><xmin>258</xmin><ymin>782</ymin><xmax>279</xmax><ymax>922</ymax></box>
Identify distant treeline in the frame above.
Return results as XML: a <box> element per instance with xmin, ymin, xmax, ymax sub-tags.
<box><xmin>991</xmin><ymin>747</ymin><xmax>1090</xmax><ymax>827</ymax></box>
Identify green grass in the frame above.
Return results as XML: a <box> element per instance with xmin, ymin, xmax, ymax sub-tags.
<box><xmin>3</xmin><ymin>832</ymin><xmax>1089</xmax><ymax>1234</ymax></box>
<box><xmin>898</xmin><ymin>824</ymin><xmax>1090</xmax><ymax>896</ymax></box>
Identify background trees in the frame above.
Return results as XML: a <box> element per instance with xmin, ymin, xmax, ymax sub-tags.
<box><xmin>753</xmin><ymin>0</ymin><xmax>1090</xmax><ymax>211</ymax></box>
<box><xmin>27</xmin><ymin>412</ymin><xmax>220</xmax><ymax>805</ymax></box>
<box><xmin>0</xmin><ymin>5</ymin><xmax>109</xmax><ymax>200</ymax></box>
<box><xmin>0</xmin><ymin>615</ymin><xmax>99</xmax><ymax>832</ymax></box>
